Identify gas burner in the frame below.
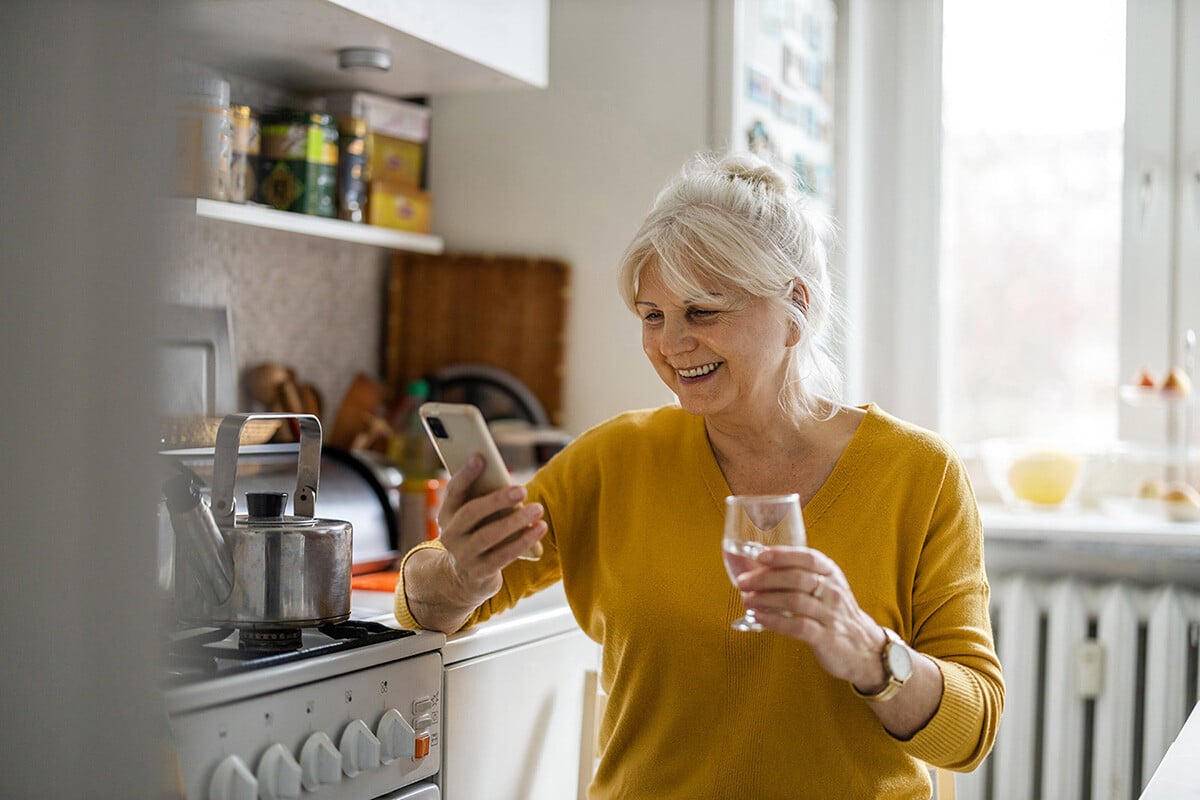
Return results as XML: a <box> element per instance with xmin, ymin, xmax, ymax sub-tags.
<box><xmin>161</xmin><ymin>620</ymin><xmax>416</xmax><ymax>686</ymax></box>
<box><xmin>238</xmin><ymin>627</ymin><xmax>302</xmax><ymax>652</ymax></box>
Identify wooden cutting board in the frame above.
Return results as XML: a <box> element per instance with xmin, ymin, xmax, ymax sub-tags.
<box><xmin>384</xmin><ymin>252</ymin><xmax>570</xmax><ymax>425</ymax></box>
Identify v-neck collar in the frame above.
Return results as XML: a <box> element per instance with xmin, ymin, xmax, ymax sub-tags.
<box><xmin>696</xmin><ymin>403</ymin><xmax>881</xmax><ymax>530</ymax></box>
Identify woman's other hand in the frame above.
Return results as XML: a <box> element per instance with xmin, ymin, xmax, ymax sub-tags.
<box><xmin>734</xmin><ymin>546</ymin><xmax>945</xmax><ymax>738</ymax></box>
<box><xmin>733</xmin><ymin>547</ymin><xmax>885</xmax><ymax>689</ymax></box>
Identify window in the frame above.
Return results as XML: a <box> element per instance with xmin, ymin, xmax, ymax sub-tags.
<box><xmin>838</xmin><ymin>0</ymin><xmax>1198</xmax><ymax>454</ymax></box>
<box><xmin>939</xmin><ymin>0</ymin><xmax>1126</xmax><ymax>443</ymax></box>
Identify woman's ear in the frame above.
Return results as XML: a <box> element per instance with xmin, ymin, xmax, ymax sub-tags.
<box><xmin>785</xmin><ymin>281</ymin><xmax>809</xmax><ymax>347</ymax></box>
<box><xmin>791</xmin><ymin>280</ymin><xmax>810</xmax><ymax>315</ymax></box>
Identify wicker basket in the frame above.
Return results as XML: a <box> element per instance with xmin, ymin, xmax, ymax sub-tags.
<box><xmin>158</xmin><ymin>416</ymin><xmax>282</xmax><ymax>449</ymax></box>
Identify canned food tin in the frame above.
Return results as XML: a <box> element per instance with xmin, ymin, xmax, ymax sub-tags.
<box><xmin>229</xmin><ymin>105</ymin><xmax>260</xmax><ymax>204</ymax></box>
<box><xmin>257</xmin><ymin>110</ymin><xmax>338</xmax><ymax>217</ymax></box>
<box><xmin>337</xmin><ymin>116</ymin><xmax>368</xmax><ymax>223</ymax></box>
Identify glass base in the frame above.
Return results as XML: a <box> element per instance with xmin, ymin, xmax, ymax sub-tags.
<box><xmin>731</xmin><ymin>614</ymin><xmax>763</xmax><ymax>632</ymax></box>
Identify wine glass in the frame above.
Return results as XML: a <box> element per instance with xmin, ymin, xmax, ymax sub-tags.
<box><xmin>722</xmin><ymin>493</ymin><xmax>806</xmax><ymax>631</ymax></box>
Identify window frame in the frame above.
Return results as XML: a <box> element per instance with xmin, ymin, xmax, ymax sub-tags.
<box><xmin>835</xmin><ymin>0</ymin><xmax>1200</xmax><ymax>447</ymax></box>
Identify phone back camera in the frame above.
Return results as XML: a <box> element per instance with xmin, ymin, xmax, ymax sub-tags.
<box><xmin>427</xmin><ymin>417</ymin><xmax>449</xmax><ymax>439</ymax></box>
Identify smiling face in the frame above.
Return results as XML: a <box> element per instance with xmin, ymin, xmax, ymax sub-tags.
<box><xmin>636</xmin><ymin>266</ymin><xmax>797</xmax><ymax>423</ymax></box>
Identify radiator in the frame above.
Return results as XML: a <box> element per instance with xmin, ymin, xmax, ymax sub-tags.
<box><xmin>955</xmin><ymin>575</ymin><xmax>1200</xmax><ymax>800</ymax></box>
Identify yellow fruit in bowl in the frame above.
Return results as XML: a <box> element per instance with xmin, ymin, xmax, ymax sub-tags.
<box><xmin>1006</xmin><ymin>451</ymin><xmax>1083</xmax><ymax>505</ymax></box>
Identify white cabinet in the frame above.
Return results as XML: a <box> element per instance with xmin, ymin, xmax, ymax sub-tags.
<box><xmin>170</xmin><ymin>0</ymin><xmax>549</xmax><ymax>249</ymax></box>
<box><xmin>173</xmin><ymin>0</ymin><xmax>549</xmax><ymax>95</ymax></box>
<box><xmin>442</xmin><ymin>627</ymin><xmax>600</xmax><ymax>800</ymax></box>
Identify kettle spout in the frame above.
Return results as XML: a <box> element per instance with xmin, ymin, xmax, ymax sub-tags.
<box><xmin>162</xmin><ymin>474</ymin><xmax>235</xmax><ymax>606</ymax></box>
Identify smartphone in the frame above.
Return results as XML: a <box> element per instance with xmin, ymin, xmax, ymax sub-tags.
<box><xmin>418</xmin><ymin>402</ymin><xmax>542</xmax><ymax>560</ymax></box>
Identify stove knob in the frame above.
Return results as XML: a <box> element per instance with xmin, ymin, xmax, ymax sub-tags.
<box><xmin>255</xmin><ymin>743</ymin><xmax>301</xmax><ymax>800</ymax></box>
<box><xmin>209</xmin><ymin>754</ymin><xmax>257</xmax><ymax>800</ymax></box>
<box><xmin>299</xmin><ymin>731</ymin><xmax>342</xmax><ymax>791</ymax></box>
<box><xmin>376</xmin><ymin>708</ymin><xmax>415</xmax><ymax>763</ymax></box>
<box><xmin>339</xmin><ymin>718</ymin><xmax>382</xmax><ymax>777</ymax></box>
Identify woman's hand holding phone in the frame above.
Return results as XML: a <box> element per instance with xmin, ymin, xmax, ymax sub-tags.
<box><xmin>436</xmin><ymin>452</ymin><xmax>548</xmax><ymax>602</ymax></box>
<box><xmin>419</xmin><ymin>402</ymin><xmax>544</xmax><ymax>563</ymax></box>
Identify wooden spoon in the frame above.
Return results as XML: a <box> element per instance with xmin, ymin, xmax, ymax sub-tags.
<box><xmin>245</xmin><ymin>363</ymin><xmax>292</xmax><ymax>407</ymax></box>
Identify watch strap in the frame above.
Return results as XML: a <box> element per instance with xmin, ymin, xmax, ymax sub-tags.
<box><xmin>850</xmin><ymin>626</ymin><xmax>907</xmax><ymax>703</ymax></box>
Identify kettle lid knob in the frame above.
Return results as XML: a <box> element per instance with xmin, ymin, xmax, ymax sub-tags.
<box><xmin>246</xmin><ymin>492</ymin><xmax>288</xmax><ymax>519</ymax></box>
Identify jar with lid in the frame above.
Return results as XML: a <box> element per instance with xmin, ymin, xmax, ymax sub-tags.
<box><xmin>257</xmin><ymin>110</ymin><xmax>338</xmax><ymax>217</ymax></box>
<box><xmin>173</xmin><ymin>68</ymin><xmax>232</xmax><ymax>201</ymax></box>
<box><xmin>337</xmin><ymin>116</ymin><xmax>368</xmax><ymax>223</ymax></box>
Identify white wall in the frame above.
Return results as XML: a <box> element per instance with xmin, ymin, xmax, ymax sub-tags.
<box><xmin>427</xmin><ymin>0</ymin><xmax>716</xmax><ymax>433</ymax></box>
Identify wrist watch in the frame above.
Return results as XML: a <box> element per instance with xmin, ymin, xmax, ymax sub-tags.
<box><xmin>851</xmin><ymin>626</ymin><xmax>913</xmax><ymax>703</ymax></box>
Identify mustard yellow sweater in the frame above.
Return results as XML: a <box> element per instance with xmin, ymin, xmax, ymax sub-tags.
<box><xmin>395</xmin><ymin>404</ymin><xmax>1003</xmax><ymax>799</ymax></box>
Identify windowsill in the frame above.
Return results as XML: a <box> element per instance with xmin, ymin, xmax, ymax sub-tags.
<box><xmin>980</xmin><ymin>502</ymin><xmax>1200</xmax><ymax>587</ymax></box>
<box><xmin>981</xmin><ymin>502</ymin><xmax>1200</xmax><ymax>548</ymax></box>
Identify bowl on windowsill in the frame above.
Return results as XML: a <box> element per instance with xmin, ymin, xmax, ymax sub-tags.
<box><xmin>979</xmin><ymin>439</ymin><xmax>1090</xmax><ymax>510</ymax></box>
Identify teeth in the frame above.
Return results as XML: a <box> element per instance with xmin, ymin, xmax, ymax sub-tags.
<box><xmin>678</xmin><ymin>362</ymin><xmax>719</xmax><ymax>378</ymax></box>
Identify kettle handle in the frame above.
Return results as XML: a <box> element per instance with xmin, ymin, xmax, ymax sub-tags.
<box><xmin>210</xmin><ymin>413</ymin><xmax>322</xmax><ymax>525</ymax></box>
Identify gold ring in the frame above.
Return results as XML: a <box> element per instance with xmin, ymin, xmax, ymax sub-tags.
<box><xmin>812</xmin><ymin>573</ymin><xmax>825</xmax><ymax>600</ymax></box>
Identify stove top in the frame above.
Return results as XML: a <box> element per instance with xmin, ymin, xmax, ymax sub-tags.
<box><xmin>160</xmin><ymin>615</ymin><xmax>446</xmax><ymax>716</ymax></box>
<box><xmin>162</xmin><ymin>620</ymin><xmax>416</xmax><ymax>687</ymax></box>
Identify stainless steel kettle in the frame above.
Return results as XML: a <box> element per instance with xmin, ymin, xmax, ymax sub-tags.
<box><xmin>163</xmin><ymin>413</ymin><xmax>352</xmax><ymax>630</ymax></box>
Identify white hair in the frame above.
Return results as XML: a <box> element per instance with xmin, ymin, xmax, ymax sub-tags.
<box><xmin>618</xmin><ymin>151</ymin><xmax>842</xmax><ymax>420</ymax></box>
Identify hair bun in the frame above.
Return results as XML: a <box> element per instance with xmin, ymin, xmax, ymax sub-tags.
<box><xmin>719</xmin><ymin>153</ymin><xmax>791</xmax><ymax>194</ymax></box>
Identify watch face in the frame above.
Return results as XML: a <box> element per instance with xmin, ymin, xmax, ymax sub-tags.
<box><xmin>887</xmin><ymin>639</ymin><xmax>914</xmax><ymax>681</ymax></box>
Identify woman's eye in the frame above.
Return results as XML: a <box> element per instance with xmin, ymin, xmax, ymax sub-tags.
<box><xmin>688</xmin><ymin>308</ymin><xmax>718</xmax><ymax>320</ymax></box>
<box><xmin>642</xmin><ymin>310</ymin><xmax>663</xmax><ymax>323</ymax></box>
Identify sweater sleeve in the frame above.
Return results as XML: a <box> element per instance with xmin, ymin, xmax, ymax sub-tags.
<box><xmin>896</xmin><ymin>454</ymin><xmax>1005</xmax><ymax>771</ymax></box>
<box><xmin>391</xmin><ymin>540</ymin><xmax>447</xmax><ymax>631</ymax></box>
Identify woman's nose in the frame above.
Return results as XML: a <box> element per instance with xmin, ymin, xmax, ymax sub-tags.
<box><xmin>658</xmin><ymin>317</ymin><xmax>693</xmax><ymax>355</ymax></box>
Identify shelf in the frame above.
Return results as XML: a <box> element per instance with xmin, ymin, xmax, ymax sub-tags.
<box><xmin>981</xmin><ymin>503</ymin><xmax>1200</xmax><ymax>548</ymax></box>
<box><xmin>1118</xmin><ymin>384</ymin><xmax>1199</xmax><ymax>408</ymax></box>
<box><xmin>195</xmin><ymin>199</ymin><xmax>444</xmax><ymax>252</ymax></box>
<box><xmin>158</xmin><ymin>442</ymin><xmax>301</xmax><ymax>459</ymax></box>
<box><xmin>173</xmin><ymin>0</ymin><xmax>549</xmax><ymax>95</ymax></box>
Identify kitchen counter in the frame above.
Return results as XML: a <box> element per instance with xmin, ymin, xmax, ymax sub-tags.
<box><xmin>352</xmin><ymin>581</ymin><xmax>582</xmax><ymax>665</ymax></box>
<box><xmin>442</xmin><ymin>582</ymin><xmax>580</xmax><ymax>665</ymax></box>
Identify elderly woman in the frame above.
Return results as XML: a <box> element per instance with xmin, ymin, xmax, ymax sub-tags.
<box><xmin>396</xmin><ymin>151</ymin><xmax>1003</xmax><ymax>798</ymax></box>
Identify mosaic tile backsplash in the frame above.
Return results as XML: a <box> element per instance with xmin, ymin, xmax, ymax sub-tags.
<box><xmin>166</xmin><ymin>213</ymin><xmax>393</xmax><ymax>416</ymax></box>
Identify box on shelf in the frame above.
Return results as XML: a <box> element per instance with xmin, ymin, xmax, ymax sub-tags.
<box><xmin>368</xmin><ymin>132</ymin><xmax>425</xmax><ymax>188</ymax></box>
<box><xmin>325</xmin><ymin>91</ymin><xmax>429</xmax><ymax>189</ymax></box>
<box><xmin>325</xmin><ymin>91</ymin><xmax>430</xmax><ymax>142</ymax></box>
<box><xmin>368</xmin><ymin>182</ymin><xmax>432</xmax><ymax>233</ymax></box>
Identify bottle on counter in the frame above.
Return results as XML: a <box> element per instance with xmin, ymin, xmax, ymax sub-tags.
<box><xmin>389</xmin><ymin>379</ymin><xmax>446</xmax><ymax>553</ymax></box>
